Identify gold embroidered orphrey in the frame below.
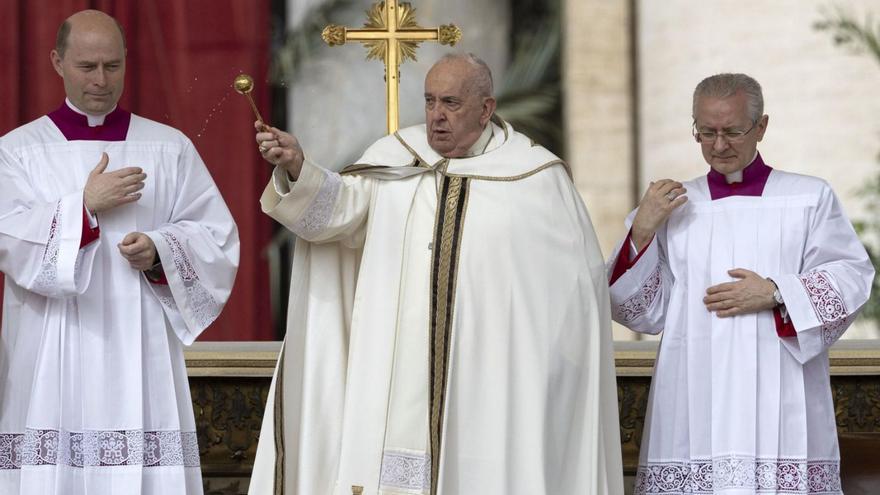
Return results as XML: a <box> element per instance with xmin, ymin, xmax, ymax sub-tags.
<box><xmin>429</xmin><ymin>175</ymin><xmax>470</xmax><ymax>495</ymax></box>
<box><xmin>322</xmin><ymin>0</ymin><xmax>463</xmax><ymax>134</ymax></box>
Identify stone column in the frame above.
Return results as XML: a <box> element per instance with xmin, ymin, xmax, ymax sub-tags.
<box><xmin>562</xmin><ymin>0</ymin><xmax>637</xmax><ymax>341</ymax></box>
<box><xmin>562</xmin><ymin>0</ymin><xmax>635</xmax><ymax>254</ymax></box>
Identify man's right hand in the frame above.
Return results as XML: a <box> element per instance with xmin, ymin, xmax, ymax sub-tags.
<box><xmin>255</xmin><ymin>121</ymin><xmax>304</xmax><ymax>180</ymax></box>
<box><xmin>84</xmin><ymin>153</ymin><xmax>146</xmax><ymax>214</ymax></box>
<box><xmin>630</xmin><ymin>179</ymin><xmax>688</xmax><ymax>250</ymax></box>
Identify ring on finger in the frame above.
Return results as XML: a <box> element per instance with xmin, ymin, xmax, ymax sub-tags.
<box><xmin>258</xmin><ymin>145</ymin><xmax>268</xmax><ymax>153</ymax></box>
<box><xmin>665</xmin><ymin>192</ymin><xmax>677</xmax><ymax>201</ymax></box>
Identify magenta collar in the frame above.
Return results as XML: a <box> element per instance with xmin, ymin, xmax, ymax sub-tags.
<box><xmin>707</xmin><ymin>152</ymin><xmax>772</xmax><ymax>200</ymax></box>
<box><xmin>48</xmin><ymin>102</ymin><xmax>131</xmax><ymax>141</ymax></box>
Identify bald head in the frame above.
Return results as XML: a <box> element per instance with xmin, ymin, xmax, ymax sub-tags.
<box><xmin>56</xmin><ymin>10</ymin><xmax>126</xmax><ymax>58</ymax></box>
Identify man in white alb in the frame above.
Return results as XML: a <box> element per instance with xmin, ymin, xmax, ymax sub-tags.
<box><xmin>0</xmin><ymin>10</ymin><xmax>239</xmax><ymax>494</ymax></box>
<box><xmin>248</xmin><ymin>53</ymin><xmax>624</xmax><ymax>495</ymax></box>
<box><xmin>608</xmin><ymin>73</ymin><xmax>873</xmax><ymax>495</ymax></box>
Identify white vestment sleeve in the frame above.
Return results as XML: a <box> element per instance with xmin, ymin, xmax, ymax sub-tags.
<box><xmin>773</xmin><ymin>185</ymin><xmax>874</xmax><ymax>363</ymax></box>
<box><xmin>144</xmin><ymin>140</ymin><xmax>240</xmax><ymax>345</ymax></box>
<box><xmin>607</xmin><ymin>215</ymin><xmax>672</xmax><ymax>334</ymax></box>
<box><xmin>0</xmin><ymin>147</ymin><xmax>98</xmax><ymax>297</ymax></box>
<box><xmin>260</xmin><ymin>160</ymin><xmax>373</xmax><ymax>246</ymax></box>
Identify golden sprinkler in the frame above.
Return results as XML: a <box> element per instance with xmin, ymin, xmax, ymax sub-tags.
<box><xmin>232</xmin><ymin>74</ymin><xmax>267</xmax><ymax>128</ymax></box>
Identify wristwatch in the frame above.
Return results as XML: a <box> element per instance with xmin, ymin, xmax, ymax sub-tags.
<box><xmin>767</xmin><ymin>278</ymin><xmax>784</xmax><ymax>306</ymax></box>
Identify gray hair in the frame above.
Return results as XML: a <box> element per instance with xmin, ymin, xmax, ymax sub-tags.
<box><xmin>437</xmin><ymin>52</ymin><xmax>494</xmax><ymax>98</ymax></box>
<box><xmin>692</xmin><ymin>73</ymin><xmax>763</xmax><ymax>123</ymax></box>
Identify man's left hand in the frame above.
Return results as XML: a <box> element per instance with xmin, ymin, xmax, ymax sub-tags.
<box><xmin>704</xmin><ymin>268</ymin><xmax>777</xmax><ymax>317</ymax></box>
<box><xmin>118</xmin><ymin>232</ymin><xmax>158</xmax><ymax>271</ymax></box>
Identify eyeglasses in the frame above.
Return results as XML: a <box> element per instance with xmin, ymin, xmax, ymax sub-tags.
<box><xmin>692</xmin><ymin>120</ymin><xmax>757</xmax><ymax>144</ymax></box>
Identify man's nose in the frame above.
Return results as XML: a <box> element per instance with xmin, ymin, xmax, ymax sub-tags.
<box><xmin>92</xmin><ymin>68</ymin><xmax>108</xmax><ymax>86</ymax></box>
<box><xmin>712</xmin><ymin>135</ymin><xmax>729</xmax><ymax>151</ymax></box>
<box><xmin>428</xmin><ymin>106</ymin><xmax>445</xmax><ymax>122</ymax></box>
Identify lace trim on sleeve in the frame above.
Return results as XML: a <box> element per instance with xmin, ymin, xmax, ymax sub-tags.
<box><xmin>159</xmin><ymin>230</ymin><xmax>221</xmax><ymax>328</ymax></box>
<box><xmin>614</xmin><ymin>266</ymin><xmax>662</xmax><ymax>324</ymax></box>
<box><xmin>158</xmin><ymin>294</ymin><xmax>179</xmax><ymax>312</ymax></box>
<box><xmin>379</xmin><ymin>449</ymin><xmax>431</xmax><ymax>492</ymax></box>
<box><xmin>33</xmin><ymin>202</ymin><xmax>62</xmax><ymax>293</ymax></box>
<box><xmin>294</xmin><ymin>168</ymin><xmax>342</xmax><ymax>236</ymax></box>
<box><xmin>799</xmin><ymin>271</ymin><xmax>850</xmax><ymax>345</ymax></box>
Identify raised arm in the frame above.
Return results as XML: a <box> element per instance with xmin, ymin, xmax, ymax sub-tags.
<box><xmin>606</xmin><ymin>179</ymin><xmax>686</xmax><ymax>334</ymax></box>
<box><xmin>255</xmin><ymin>122</ymin><xmax>373</xmax><ymax>246</ymax></box>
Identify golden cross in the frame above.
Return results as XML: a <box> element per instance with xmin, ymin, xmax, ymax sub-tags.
<box><xmin>322</xmin><ymin>0</ymin><xmax>462</xmax><ymax>134</ymax></box>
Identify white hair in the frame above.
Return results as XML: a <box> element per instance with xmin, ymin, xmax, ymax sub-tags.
<box><xmin>436</xmin><ymin>52</ymin><xmax>494</xmax><ymax>97</ymax></box>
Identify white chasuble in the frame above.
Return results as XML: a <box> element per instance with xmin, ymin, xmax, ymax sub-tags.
<box><xmin>249</xmin><ymin>119</ymin><xmax>624</xmax><ymax>495</ymax></box>
<box><xmin>0</xmin><ymin>103</ymin><xmax>239</xmax><ymax>495</ymax></box>
<box><xmin>608</xmin><ymin>163</ymin><xmax>873</xmax><ymax>495</ymax></box>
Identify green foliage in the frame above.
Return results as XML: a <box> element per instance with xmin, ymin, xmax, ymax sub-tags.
<box><xmin>495</xmin><ymin>0</ymin><xmax>562</xmax><ymax>155</ymax></box>
<box><xmin>495</xmin><ymin>17</ymin><xmax>562</xmax><ymax>154</ymax></box>
<box><xmin>815</xmin><ymin>6</ymin><xmax>880</xmax><ymax>323</ymax></box>
<box><xmin>814</xmin><ymin>6</ymin><xmax>880</xmax><ymax>58</ymax></box>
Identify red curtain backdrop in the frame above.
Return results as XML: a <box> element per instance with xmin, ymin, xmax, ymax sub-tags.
<box><xmin>0</xmin><ymin>0</ymin><xmax>274</xmax><ymax>340</ymax></box>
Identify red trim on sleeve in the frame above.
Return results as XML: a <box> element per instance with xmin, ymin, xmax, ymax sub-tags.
<box><xmin>774</xmin><ymin>307</ymin><xmax>797</xmax><ymax>337</ymax></box>
<box><xmin>609</xmin><ymin>230</ymin><xmax>653</xmax><ymax>285</ymax></box>
<box><xmin>79</xmin><ymin>206</ymin><xmax>100</xmax><ymax>248</ymax></box>
<box><xmin>146</xmin><ymin>270</ymin><xmax>169</xmax><ymax>286</ymax></box>
<box><xmin>145</xmin><ymin>253</ymin><xmax>168</xmax><ymax>285</ymax></box>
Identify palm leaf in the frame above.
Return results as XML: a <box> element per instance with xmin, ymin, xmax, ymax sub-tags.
<box><xmin>814</xmin><ymin>6</ymin><xmax>880</xmax><ymax>62</ymax></box>
<box><xmin>495</xmin><ymin>17</ymin><xmax>562</xmax><ymax>153</ymax></box>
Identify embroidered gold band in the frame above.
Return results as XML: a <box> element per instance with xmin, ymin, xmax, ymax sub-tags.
<box><xmin>429</xmin><ymin>175</ymin><xmax>470</xmax><ymax>495</ymax></box>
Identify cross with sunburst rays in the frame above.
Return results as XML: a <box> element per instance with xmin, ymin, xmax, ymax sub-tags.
<box><xmin>322</xmin><ymin>0</ymin><xmax>462</xmax><ymax>134</ymax></box>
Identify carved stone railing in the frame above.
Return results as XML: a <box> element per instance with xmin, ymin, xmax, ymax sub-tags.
<box><xmin>186</xmin><ymin>340</ymin><xmax>880</xmax><ymax>494</ymax></box>
<box><xmin>186</xmin><ymin>342</ymin><xmax>277</xmax><ymax>495</ymax></box>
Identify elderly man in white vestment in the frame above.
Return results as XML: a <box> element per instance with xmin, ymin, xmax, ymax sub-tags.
<box><xmin>0</xmin><ymin>10</ymin><xmax>239</xmax><ymax>495</ymax></box>
<box><xmin>607</xmin><ymin>73</ymin><xmax>873</xmax><ymax>495</ymax></box>
<box><xmin>248</xmin><ymin>53</ymin><xmax>623</xmax><ymax>495</ymax></box>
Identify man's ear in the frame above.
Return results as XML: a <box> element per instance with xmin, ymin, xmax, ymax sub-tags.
<box><xmin>756</xmin><ymin>114</ymin><xmax>769</xmax><ymax>142</ymax></box>
<box><xmin>50</xmin><ymin>50</ymin><xmax>64</xmax><ymax>78</ymax></box>
<box><xmin>481</xmin><ymin>97</ymin><xmax>497</xmax><ymax>125</ymax></box>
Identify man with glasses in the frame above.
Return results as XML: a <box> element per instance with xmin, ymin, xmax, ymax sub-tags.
<box><xmin>607</xmin><ymin>73</ymin><xmax>872</xmax><ymax>494</ymax></box>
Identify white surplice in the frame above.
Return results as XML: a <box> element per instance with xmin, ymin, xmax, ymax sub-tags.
<box><xmin>608</xmin><ymin>167</ymin><xmax>873</xmax><ymax>495</ymax></box>
<box><xmin>249</xmin><ymin>119</ymin><xmax>623</xmax><ymax>495</ymax></box>
<box><xmin>0</xmin><ymin>106</ymin><xmax>239</xmax><ymax>494</ymax></box>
